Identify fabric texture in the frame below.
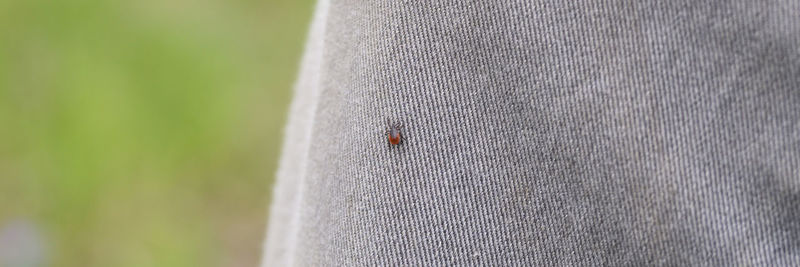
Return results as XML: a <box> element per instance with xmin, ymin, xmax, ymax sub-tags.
<box><xmin>263</xmin><ymin>1</ymin><xmax>800</xmax><ymax>265</ymax></box>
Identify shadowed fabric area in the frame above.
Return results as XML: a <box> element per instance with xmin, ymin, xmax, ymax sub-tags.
<box><xmin>263</xmin><ymin>1</ymin><xmax>800</xmax><ymax>265</ymax></box>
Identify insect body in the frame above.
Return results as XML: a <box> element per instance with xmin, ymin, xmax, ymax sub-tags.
<box><xmin>386</xmin><ymin>119</ymin><xmax>404</xmax><ymax>146</ymax></box>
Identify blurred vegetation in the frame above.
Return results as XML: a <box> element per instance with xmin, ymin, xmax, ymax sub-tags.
<box><xmin>0</xmin><ymin>0</ymin><xmax>315</xmax><ymax>266</ymax></box>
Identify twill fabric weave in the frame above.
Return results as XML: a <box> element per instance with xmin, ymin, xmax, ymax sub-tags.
<box><xmin>263</xmin><ymin>1</ymin><xmax>800</xmax><ymax>266</ymax></box>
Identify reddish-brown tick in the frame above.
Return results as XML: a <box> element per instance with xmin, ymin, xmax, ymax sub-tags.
<box><xmin>386</xmin><ymin>119</ymin><xmax>404</xmax><ymax>146</ymax></box>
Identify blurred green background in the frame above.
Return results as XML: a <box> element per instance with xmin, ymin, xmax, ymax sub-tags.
<box><xmin>0</xmin><ymin>0</ymin><xmax>315</xmax><ymax>266</ymax></box>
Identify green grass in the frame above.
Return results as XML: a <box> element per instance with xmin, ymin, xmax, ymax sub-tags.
<box><xmin>0</xmin><ymin>0</ymin><xmax>315</xmax><ymax>266</ymax></box>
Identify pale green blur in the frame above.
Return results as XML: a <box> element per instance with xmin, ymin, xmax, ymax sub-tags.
<box><xmin>0</xmin><ymin>0</ymin><xmax>314</xmax><ymax>266</ymax></box>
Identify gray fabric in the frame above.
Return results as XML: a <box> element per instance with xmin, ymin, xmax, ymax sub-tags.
<box><xmin>263</xmin><ymin>0</ymin><xmax>800</xmax><ymax>265</ymax></box>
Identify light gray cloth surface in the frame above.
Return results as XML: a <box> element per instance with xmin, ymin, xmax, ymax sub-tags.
<box><xmin>263</xmin><ymin>1</ymin><xmax>800</xmax><ymax>265</ymax></box>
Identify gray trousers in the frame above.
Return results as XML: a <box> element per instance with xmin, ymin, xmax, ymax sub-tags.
<box><xmin>263</xmin><ymin>1</ymin><xmax>800</xmax><ymax>265</ymax></box>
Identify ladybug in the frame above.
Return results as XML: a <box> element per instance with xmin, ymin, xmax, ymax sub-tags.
<box><xmin>385</xmin><ymin>119</ymin><xmax>405</xmax><ymax>146</ymax></box>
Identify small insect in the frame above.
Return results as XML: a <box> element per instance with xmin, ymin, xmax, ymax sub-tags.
<box><xmin>385</xmin><ymin>119</ymin><xmax>405</xmax><ymax>146</ymax></box>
